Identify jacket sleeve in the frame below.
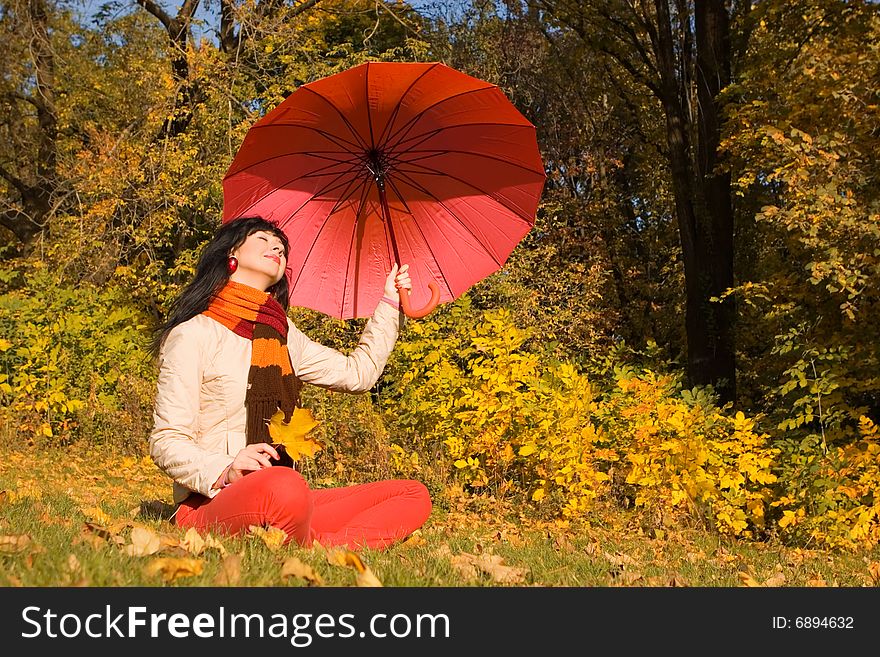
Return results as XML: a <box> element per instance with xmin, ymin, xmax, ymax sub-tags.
<box><xmin>288</xmin><ymin>300</ymin><xmax>406</xmax><ymax>394</ymax></box>
<box><xmin>149</xmin><ymin>321</ymin><xmax>234</xmax><ymax>499</ymax></box>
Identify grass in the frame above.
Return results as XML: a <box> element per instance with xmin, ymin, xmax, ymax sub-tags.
<box><xmin>1</xmin><ymin>439</ymin><xmax>879</xmax><ymax>588</ymax></box>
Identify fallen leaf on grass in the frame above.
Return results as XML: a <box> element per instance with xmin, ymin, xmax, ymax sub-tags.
<box><xmin>144</xmin><ymin>557</ymin><xmax>204</xmax><ymax>582</ymax></box>
<box><xmin>180</xmin><ymin>528</ymin><xmax>205</xmax><ymax>555</ymax></box>
<box><xmin>214</xmin><ymin>554</ymin><xmax>242</xmax><ymax>586</ymax></box>
<box><xmin>583</xmin><ymin>541</ymin><xmax>600</xmax><ymax>556</ymax></box>
<box><xmin>603</xmin><ymin>551</ymin><xmax>640</xmax><ymax>567</ymax></box>
<box><xmin>763</xmin><ymin>571</ymin><xmax>786</xmax><ymax>587</ymax></box>
<box><xmin>281</xmin><ymin>557</ymin><xmax>324</xmax><ymax>586</ymax></box>
<box><xmin>686</xmin><ymin>550</ymin><xmax>706</xmax><ymax>564</ymax></box>
<box><xmin>204</xmin><ymin>534</ymin><xmax>228</xmax><ymax>557</ymax></box>
<box><xmin>641</xmin><ymin>575</ymin><xmax>689</xmax><ymax>587</ymax></box>
<box><xmin>553</xmin><ymin>534</ymin><xmax>574</xmax><ymax>553</ymax></box>
<box><xmin>81</xmin><ymin>506</ymin><xmax>113</xmax><ymax>526</ymax></box>
<box><xmin>737</xmin><ymin>571</ymin><xmax>762</xmax><ymax>587</ymax></box>
<box><xmin>181</xmin><ymin>529</ymin><xmax>228</xmax><ymax>558</ymax></box>
<box><xmin>125</xmin><ymin>527</ymin><xmax>163</xmax><ymax>557</ymax></box>
<box><xmin>325</xmin><ymin>548</ymin><xmax>383</xmax><ymax>587</ymax></box>
<box><xmin>0</xmin><ymin>534</ymin><xmax>32</xmax><ymax>553</ymax></box>
<box><xmin>738</xmin><ymin>569</ymin><xmax>785</xmax><ymax>587</ymax></box>
<box><xmin>610</xmin><ymin>568</ymin><xmax>644</xmax><ymax>586</ymax></box>
<box><xmin>715</xmin><ymin>547</ymin><xmax>740</xmax><ymax>566</ymax></box>
<box><xmin>450</xmin><ymin>552</ymin><xmax>528</xmax><ymax>585</ymax></box>
<box><xmin>67</xmin><ymin>554</ymin><xmax>89</xmax><ymax>587</ymax></box>
<box><xmin>82</xmin><ymin>522</ymin><xmax>125</xmax><ymax>545</ymax></box>
<box><xmin>400</xmin><ymin>533</ymin><xmax>427</xmax><ymax>549</ymax></box>
<box><xmin>807</xmin><ymin>575</ymin><xmax>827</xmax><ymax>587</ymax></box>
<box><xmin>868</xmin><ymin>562</ymin><xmax>880</xmax><ymax>585</ymax></box>
<box><xmin>248</xmin><ymin>525</ymin><xmax>287</xmax><ymax>551</ymax></box>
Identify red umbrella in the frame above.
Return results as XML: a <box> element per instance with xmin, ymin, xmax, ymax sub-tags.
<box><xmin>222</xmin><ymin>61</ymin><xmax>545</xmax><ymax>319</ymax></box>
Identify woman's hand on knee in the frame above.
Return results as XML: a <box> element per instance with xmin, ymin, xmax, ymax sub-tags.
<box><xmin>227</xmin><ymin>443</ymin><xmax>280</xmax><ymax>485</ymax></box>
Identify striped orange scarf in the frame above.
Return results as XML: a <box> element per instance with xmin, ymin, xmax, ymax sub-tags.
<box><xmin>202</xmin><ymin>280</ymin><xmax>302</xmax><ymax>445</ymax></box>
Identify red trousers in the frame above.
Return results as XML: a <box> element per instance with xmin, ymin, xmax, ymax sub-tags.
<box><xmin>175</xmin><ymin>467</ymin><xmax>432</xmax><ymax>550</ymax></box>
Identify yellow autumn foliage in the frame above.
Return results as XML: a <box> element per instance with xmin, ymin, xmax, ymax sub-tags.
<box><xmin>771</xmin><ymin>415</ymin><xmax>880</xmax><ymax>550</ymax></box>
<box><xmin>594</xmin><ymin>371</ymin><xmax>779</xmax><ymax>537</ymax></box>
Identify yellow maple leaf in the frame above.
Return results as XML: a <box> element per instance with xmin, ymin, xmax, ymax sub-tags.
<box><xmin>248</xmin><ymin>525</ymin><xmax>287</xmax><ymax>551</ymax></box>
<box><xmin>324</xmin><ymin>547</ymin><xmax>383</xmax><ymax>586</ymax></box>
<box><xmin>144</xmin><ymin>557</ymin><xmax>204</xmax><ymax>582</ymax></box>
<box><xmin>267</xmin><ymin>407</ymin><xmax>322</xmax><ymax>461</ymax></box>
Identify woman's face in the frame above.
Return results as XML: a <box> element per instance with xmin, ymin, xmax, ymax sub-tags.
<box><xmin>229</xmin><ymin>230</ymin><xmax>288</xmax><ymax>291</ymax></box>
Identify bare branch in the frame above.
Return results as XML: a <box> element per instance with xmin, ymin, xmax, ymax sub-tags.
<box><xmin>7</xmin><ymin>91</ymin><xmax>46</xmax><ymax>114</ymax></box>
<box><xmin>291</xmin><ymin>0</ymin><xmax>323</xmax><ymax>18</ymax></box>
<box><xmin>0</xmin><ymin>163</ymin><xmax>28</xmax><ymax>196</ymax></box>
<box><xmin>135</xmin><ymin>0</ymin><xmax>173</xmax><ymax>32</ymax></box>
<box><xmin>180</xmin><ymin>0</ymin><xmax>201</xmax><ymax>21</ymax></box>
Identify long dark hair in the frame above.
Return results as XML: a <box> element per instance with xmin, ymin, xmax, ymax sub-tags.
<box><xmin>147</xmin><ymin>216</ymin><xmax>291</xmax><ymax>361</ymax></box>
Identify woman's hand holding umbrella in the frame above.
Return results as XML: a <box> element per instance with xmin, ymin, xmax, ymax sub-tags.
<box><xmin>383</xmin><ymin>263</ymin><xmax>412</xmax><ymax>305</ymax></box>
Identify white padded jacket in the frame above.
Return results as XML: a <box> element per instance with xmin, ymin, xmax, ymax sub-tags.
<box><xmin>149</xmin><ymin>301</ymin><xmax>405</xmax><ymax>504</ymax></box>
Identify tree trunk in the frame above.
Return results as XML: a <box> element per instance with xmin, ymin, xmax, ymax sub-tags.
<box><xmin>653</xmin><ymin>0</ymin><xmax>736</xmax><ymax>405</ymax></box>
<box><xmin>694</xmin><ymin>0</ymin><xmax>736</xmax><ymax>405</ymax></box>
<box><xmin>0</xmin><ymin>0</ymin><xmax>57</xmax><ymax>252</ymax></box>
<box><xmin>136</xmin><ymin>0</ymin><xmax>202</xmax><ymax>139</ymax></box>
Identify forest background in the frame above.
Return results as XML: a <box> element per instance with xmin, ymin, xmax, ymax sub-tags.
<box><xmin>1</xmin><ymin>0</ymin><xmax>879</xmax><ymax>586</ymax></box>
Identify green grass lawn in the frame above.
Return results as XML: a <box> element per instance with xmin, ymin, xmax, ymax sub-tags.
<box><xmin>1</xmin><ymin>440</ymin><xmax>878</xmax><ymax>587</ymax></box>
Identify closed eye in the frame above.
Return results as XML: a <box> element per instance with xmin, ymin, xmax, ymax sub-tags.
<box><xmin>258</xmin><ymin>235</ymin><xmax>286</xmax><ymax>255</ymax></box>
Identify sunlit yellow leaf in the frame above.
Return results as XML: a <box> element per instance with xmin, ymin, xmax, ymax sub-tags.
<box><xmin>248</xmin><ymin>525</ymin><xmax>287</xmax><ymax>551</ymax></box>
<box><xmin>0</xmin><ymin>534</ymin><xmax>32</xmax><ymax>553</ymax></box>
<box><xmin>324</xmin><ymin>547</ymin><xmax>383</xmax><ymax>587</ymax></box>
<box><xmin>180</xmin><ymin>527</ymin><xmax>205</xmax><ymax>556</ymax></box>
<box><xmin>81</xmin><ymin>506</ymin><xmax>113</xmax><ymax>526</ymax></box>
<box><xmin>738</xmin><ymin>571</ymin><xmax>762</xmax><ymax>587</ymax></box>
<box><xmin>267</xmin><ymin>407</ymin><xmax>322</xmax><ymax>461</ymax></box>
<box><xmin>214</xmin><ymin>554</ymin><xmax>241</xmax><ymax>586</ymax></box>
<box><xmin>355</xmin><ymin>566</ymin><xmax>383</xmax><ymax>588</ymax></box>
<box><xmin>202</xmin><ymin>534</ymin><xmax>229</xmax><ymax>558</ymax></box>
<box><xmin>400</xmin><ymin>533</ymin><xmax>427</xmax><ymax>549</ymax></box>
<box><xmin>144</xmin><ymin>557</ymin><xmax>204</xmax><ymax>582</ymax></box>
<box><xmin>125</xmin><ymin>527</ymin><xmax>162</xmax><ymax>557</ymax></box>
<box><xmin>281</xmin><ymin>557</ymin><xmax>324</xmax><ymax>586</ymax></box>
<box><xmin>449</xmin><ymin>551</ymin><xmax>527</xmax><ymax>585</ymax></box>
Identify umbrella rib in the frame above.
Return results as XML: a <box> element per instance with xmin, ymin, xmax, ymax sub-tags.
<box><xmin>288</xmin><ymin>176</ymin><xmax>370</xmax><ymax>317</ymax></box>
<box><xmin>392</xmin><ymin>159</ymin><xmax>539</xmax><ymax>227</ymax></box>
<box><xmin>246</xmin><ymin>123</ymin><xmax>364</xmax><ymax>154</ymax></box>
<box><xmin>388</xmin><ymin>169</ymin><xmax>504</xmax><ymax>270</ymax></box>
<box><xmin>382</xmin><ymin>173</ymin><xmax>455</xmax><ymax>298</ymax></box>
<box><xmin>365</xmin><ymin>62</ymin><xmax>375</xmax><ymax>149</ymax></box>
<box><xmin>396</xmin><ymin>149</ymin><xmax>545</xmax><ymax>177</ymax></box>
<box><xmin>390</xmin><ymin>122</ymin><xmax>540</xmax><ymax>156</ymax></box>
<box><xmin>225</xmin><ymin>151</ymin><xmax>362</xmax><ymax>179</ymax></box>
<box><xmin>374</xmin><ymin>63</ymin><xmax>441</xmax><ymax>147</ymax></box>
<box><xmin>326</xmin><ymin>172</ymin><xmax>372</xmax><ymax>218</ymax></box>
<box><xmin>383</xmin><ymin>85</ymin><xmax>499</xmax><ymax>152</ymax></box>
<box><xmin>341</xmin><ymin>180</ymin><xmax>375</xmax><ymax>318</ymax></box>
<box><xmin>300</xmin><ymin>86</ymin><xmax>371</xmax><ymax>152</ymax></box>
<box><xmin>231</xmin><ymin>163</ymin><xmax>363</xmax><ymax>220</ymax></box>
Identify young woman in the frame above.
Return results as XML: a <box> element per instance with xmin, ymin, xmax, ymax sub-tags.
<box><xmin>147</xmin><ymin>216</ymin><xmax>431</xmax><ymax>550</ymax></box>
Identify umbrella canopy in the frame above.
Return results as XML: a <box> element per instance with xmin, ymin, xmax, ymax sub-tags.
<box><xmin>222</xmin><ymin>61</ymin><xmax>545</xmax><ymax>319</ymax></box>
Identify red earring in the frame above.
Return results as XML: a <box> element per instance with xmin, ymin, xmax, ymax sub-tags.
<box><xmin>227</xmin><ymin>256</ymin><xmax>238</xmax><ymax>273</ymax></box>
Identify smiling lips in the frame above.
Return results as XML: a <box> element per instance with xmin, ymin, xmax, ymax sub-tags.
<box><xmin>265</xmin><ymin>255</ymin><xmax>281</xmax><ymax>264</ymax></box>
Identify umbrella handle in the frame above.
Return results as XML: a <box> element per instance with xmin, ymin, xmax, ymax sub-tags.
<box><xmin>398</xmin><ymin>281</ymin><xmax>441</xmax><ymax>319</ymax></box>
